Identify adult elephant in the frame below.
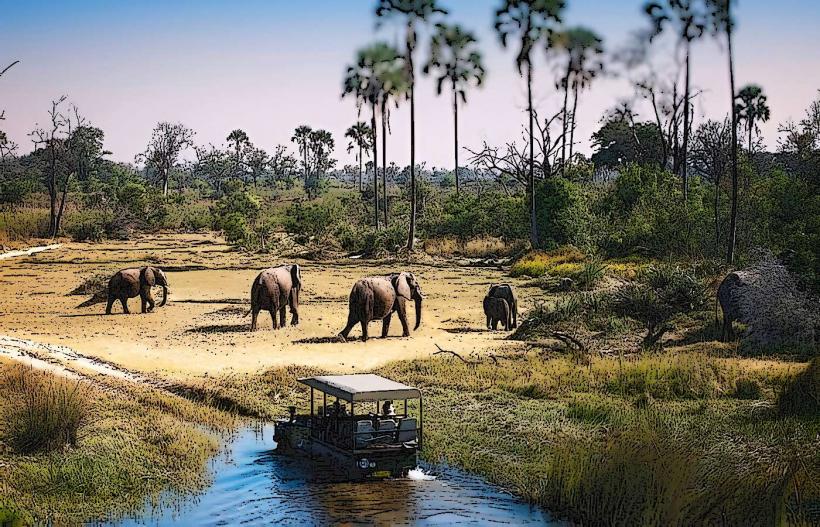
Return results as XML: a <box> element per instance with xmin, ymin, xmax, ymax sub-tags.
<box><xmin>250</xmin><ymin>264</ymin><xmax>302</xmax><ymax>330</ymax></box>
<box><xmin>106</xmin><ymin>266</ymin><xmax>169</xmax><ymax>314</ymax></box>
<box><xmin>339</xmin><ymin>272</ymin><xmax>423</xmax><ymax>342</ymax></box>
<box><xmin>487</xmin><ymin>284</ymin><xmax>518</xmax><ymax>328</ymax></box>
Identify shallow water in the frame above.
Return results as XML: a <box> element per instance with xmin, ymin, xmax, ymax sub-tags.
<box><xmin>111</xmin><ymin>424</ymin><xmax>560</xmax><ymax>526</ymax></box>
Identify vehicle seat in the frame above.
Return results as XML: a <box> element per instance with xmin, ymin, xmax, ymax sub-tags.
<box><xmin>397</xmin><ymin>418</ymin><xmax>417</xmax><ymax>443</ymax></box>
<box><xmin>355</xmin><ymin>420</ymin><xmax>375</xmax><ymax>448</ymax></box>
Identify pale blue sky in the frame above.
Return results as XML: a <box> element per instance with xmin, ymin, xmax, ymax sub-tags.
<box><xmin>2</xmin><ymin>0</ymin><xmax>819</xmax><ymax>167</ymax></box>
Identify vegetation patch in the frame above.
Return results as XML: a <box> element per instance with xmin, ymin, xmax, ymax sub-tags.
<box><xmin>509</xmin><ymin>246</ymin><xmax>585</xmax><ymax>277</ymax></box>
<box><xmin>0</xmin><ymin>360</ymin><xmax>229</xmax><ymax>524</ymax></box>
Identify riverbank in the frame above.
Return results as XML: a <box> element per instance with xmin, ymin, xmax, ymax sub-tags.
<box><xmin>0</xmin><ymin>357</ymin><xmax>233</xmax><ymax>524</ymax></box>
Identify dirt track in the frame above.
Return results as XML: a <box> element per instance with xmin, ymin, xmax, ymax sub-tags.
<box><xmin>0</xmin><ymin>233</ymin><xmax>532</xmax><ymax>380</ymax></box>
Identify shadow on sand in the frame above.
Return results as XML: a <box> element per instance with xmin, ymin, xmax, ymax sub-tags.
<box><xmin>443</xmin><ymin>327</ymin><xmax>487</xmax><ymax>334</ymax></box>
<box><xmin>186</xmin><ymin>323</ymin><xmax>249</xmax><ymax>334</ymax></box>
<box><xmin>292</xmin><ymin>335</ymin><xmax>348</xmax><ymax>344</ymax></box>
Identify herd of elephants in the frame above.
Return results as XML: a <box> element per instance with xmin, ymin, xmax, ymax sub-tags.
<box><xmin>103</xmin><ymin>264</ymin><xmax>520</xmax><ymax>340</ymax></box>
<box><xmin>102</xmin><ymin>263</ymin><xmax>749</xmax><ymax>342</ymax></box>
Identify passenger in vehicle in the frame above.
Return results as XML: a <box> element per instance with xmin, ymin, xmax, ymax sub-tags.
<box><xmin>382</xmin><ymin>400</ymin><xmax>396</xmax><ymax>417</ymax></box>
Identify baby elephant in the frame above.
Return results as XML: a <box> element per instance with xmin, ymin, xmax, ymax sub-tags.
<box><xmin>483</xmin><ymin>296</ymin><xmax>512</xmax><ymax>331</ymax></box>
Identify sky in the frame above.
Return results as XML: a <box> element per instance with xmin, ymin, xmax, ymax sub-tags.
<box><xmin>1</xmin><ymin>0</ymin><xmax>819</xmax><ymax>169</ymax></box>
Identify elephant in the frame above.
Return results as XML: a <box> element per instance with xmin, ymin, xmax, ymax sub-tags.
<box><xmin>250</xmin><ymin>264</ymin><xmax>302</xmax><ymax>330</ymax></box>
<box><xmin>483</xmin><ymin>296</ymin><xmax>511</xmax><ymax>331</ymax></box>
<box><xmin>106</xmin><ymin>266</ymin><xmax>169</xmax><ymax>314</ymax></box>
<box><xmin>339</xmin><ymin>272</ymin><xmax>423</xmax><ymax>341</ymax></box>
<box><xmin>487</xmin><ymin>284</ymin><xmax>518</xmax><ymax>328</ymax></box>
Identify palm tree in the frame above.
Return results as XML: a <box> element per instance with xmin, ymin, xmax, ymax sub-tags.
<box><xmin>375</xmin><ymin>0</ymin><xmax>446</xmax><ymax>250</ymax></box>
<box><xmin>343</xmin><ymin>42</ymin><xmax>398</xmax><ymax>229</ymax></box>
<box><xmin>376</xmin><ymin>49</ymin><xmax>410</xmax><ymax>228</ymax></box>
<box><xmin>345</xmin><ymin>122</ymin><xmax>373</xmax><ymax>192</ymax></box>
<box><xmin>226</xmin><ymin>129</ymin><xmax>250</xmax><ymax>183</ymax></box>
<box><xmin>291</xmin><ymin>125</ymin><xmax>312</xmax><ymax>188</ymax></box>
<box><xmin>735</xmin><ymin>84</ymin><xmax>771</xmax><ymax>154</ymax></box>
<box><xmin>552</xmin><ymin>27</ymin><xmax>603</xmax><ymax>171</ymax></box>
<box><xmin>495</xmin><ymin>0</ymin><xmax>565</xmax><ymax>247</ymax></box>
<box><xmin>644</xmin><ymin>0</ymin><xmax>707</xmax><ymax>202</ymax></box>
<box><xmin>423</xmin><ymin>23</ymin><xmax>485</xmax><ymax>194</ymax></box>
<box><xmin>707</xmin><ymin>0</ymin><xmax>738</xmax><ymax>262</ymax></box>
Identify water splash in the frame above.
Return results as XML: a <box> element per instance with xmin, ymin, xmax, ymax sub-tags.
<box><xmin>407</xmin><ymin>467</ymin><xmax>437</xmax><ymax>481</ymax></box>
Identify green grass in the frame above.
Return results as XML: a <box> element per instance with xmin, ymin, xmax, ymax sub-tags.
<box><xmin>0</xmin><ymin>360</ymin><xmax>233</xmax><ymax>524</ymax></box>
<box><xmin>377</xmin><ymin>352</ymin><xmax>820</xmax><ymax>525</ymax></box>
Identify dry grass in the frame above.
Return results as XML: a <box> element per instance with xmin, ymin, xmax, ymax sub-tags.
<box><xmin>423</xmin><ymin>236</ymin><xmax>524</xmax><ymax>258</ymax></box>
<box><xmin>0</xmin><ymin>365</ymin><xmax>88</xmax><ymax>454</ymax></box>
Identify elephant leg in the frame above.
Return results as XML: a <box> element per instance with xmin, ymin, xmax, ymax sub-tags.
<box><xmin>106</xmin><ymin>295</ymin><xmax>115</xmax><ymax>315</ymax></box>
<box><xmin>146</xmin><ymin>290</ymin><xmax>155</xmax><ymax>313</ymax></box>
<box><xmin>492</xmin><ymin>318</ymin><xmax>498</xmax><ymax>330</ymax></box>
<box><xmin>279</xmin><ymin>306</ymin><xmax>287</xmax><ymax>328</ymax></box>
<box><xmin>512</xmin><ymin>302</ymin><xmax>518</xmax><ymax>328</ymax></box>
<box><xmin>396</xmin><ymin>302</ymin><xmax>410</xmax><ymax>337</ymax></box>
<box><xmin>120</xmin><ymin>296</ymin><xmax>130</xmax><ymax>314</ymax></box>
<box><xmin>340</xmin><ymin>313</ymin><xmax>357</xmax><ymax>339</ymax></box>
<box><xmin>381</xmin><ymin>313</ymin><xmax>393</xmax><ymax>338</ymax></box>
<box><xmin>486</xmin><ymin>314</ymin><xmax>491</xmax><ymax>330</ymax></box>
<box><xmin>270</xmin><ymin>308</ymin><xmax>279</xmax><ymax>330</ymax></box>
<box><xmin>251</xmin><ymin>308</ymin><xmax>260</xmax><ymax>331</ymax></box>
<box><xmin>289</xmin><ymin>291</ymin><xmax>299</xmax><ymax>326</ymax></box>
<box><xmin>360</xmin><ymin>320</ymin><xmax>369</xmax><ymax>342</ymax></box>
<box><xmin>140</xmin><ymin>295</ymin><xmax>147</xmax><ymax>313</ymax></box>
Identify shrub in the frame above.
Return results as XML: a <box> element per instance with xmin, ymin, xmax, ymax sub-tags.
<box><xmin>733</xmin><ymin>377</ymin><xmax>763</xmax><ymax>400</ymax></box>
<box><xmin>576</xmin><ymin>260</ymin><xmax>607</xmax><ymax>290</ymax></box>
<box><xmin>284</xmin><ymin>198</ymin><xmax>344</xmax><ymax>244</ymax></box>
<box><xmin>534</xmin><ymin>177</ymin><xmax>591</xmax><ymax>249</ymax></box>
<box><xmin>510</xmin><ymin>246</ymin><xmax>585</xmax><ymax>277</ymax></box>
<box><xmin>778</xmin><ymin>358</ymin><xmax>819</xmax><ymax>415</ymax></box>
<box><xmin>0</xmin><ymin>365</ymin><xmax>88</xmax><ymax>454</ymax></box>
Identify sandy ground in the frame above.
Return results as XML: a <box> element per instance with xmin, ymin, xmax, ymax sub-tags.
<box><xmin>0</xmin><ymin>233</ymin><xmax>534</xmax><ymax>380</ymax></box>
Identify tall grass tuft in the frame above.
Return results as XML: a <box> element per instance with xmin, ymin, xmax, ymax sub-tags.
<box><xmin>0</xmin><ymin>366</ymin><xmax>88</xmax><ymax>453</ymax></box>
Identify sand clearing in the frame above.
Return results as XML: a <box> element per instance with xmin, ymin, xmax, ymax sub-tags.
<box><xmin>0</xmin><ymin>233</ymin><xmax>532</xmax><ymax>380</ymax></box>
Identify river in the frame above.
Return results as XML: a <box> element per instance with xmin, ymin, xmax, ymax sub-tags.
<box><xmin>109</xmin><ymin>423</ymin><xmax>561</xmax><ymax>526</ymax></box>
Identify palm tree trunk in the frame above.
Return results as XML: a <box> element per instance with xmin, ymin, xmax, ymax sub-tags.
<box><xmin>453</xmin><ymin>79</ymin><xmax>459</xmax><ymax>194</ymax></box>
<box><xmin>561</xmin><ymin>60</ymin><xmax>571</xmax><ymax>176</ymax></box>
<box><xmin>358</xmin><ymin>144</ymin><xmax>363</xmax><ymax>192</ymax></box>
<box><xmin>748</xmin><ymin>123</ymin><xmax>753</xmax><ymax>155</ymax></box>
<box><xmin>407</xmin><ymin>28</ymin><xmax>417</xmax><ymax>251</ymax></box>
<box><xmin>381</xmin><ymin>99</ymin><xmax>388</xmax><ymax>229</ymax></box>
<box><xmin>528</xmin><ymin>62</ymin><xmax>538</xmax><ymax>247</ymax></box>
<box><xmin>371</xmin><ymin>103</ymin><xmax>379</xmax><ymax>230</ymax></box>
<box><xmin>682</xmin><ymin>44</ymin><xmax>691</xmax><ymax>202</ymax></box>
<box><xmin>569</xmin><ymin>82</ymin><xmax>579</xmax><ymax>162</ymax></box>
<box><xmin>726</xmin><ymin>7</ymin><xmax>739</xmax><ymax>264</ymax></box>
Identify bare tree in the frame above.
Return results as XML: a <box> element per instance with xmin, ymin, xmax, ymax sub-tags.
<box><xmin>138</xmin><ymin>122</ymin><xmax>195</xmax><ymax>196</ymax></box>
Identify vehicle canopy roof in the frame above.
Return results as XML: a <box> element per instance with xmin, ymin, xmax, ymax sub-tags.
<box><xmin>298</xmin><ymin>374</ymin><xmax>421</xmax><ymax>402</ymax></box>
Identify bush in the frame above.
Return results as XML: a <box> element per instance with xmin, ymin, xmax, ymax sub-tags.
<box><xmin>0</xmin><ymin>365</ymin><xmax>88</xmax><ymax>454</ymax></box>
<box><xmin>510</xmin><ymin>246</ymin><xmax>586</xmax><ymax>277</ymax></box>
<box><xmin>733</xmin><ymin>377</ymin><xmax>763</xmax><ymax>400</ymax></box>
<box><xmin>284</xmin><ymin>198</ymin><xmax>344</xmax><ymax>244</ymax></box>
<box><xmin>576</xmin><ymin>260</ymin><xmax>607</xmax><ymax>290</ymax></box>
<box><xmin>534</xmin><ymin>177</ymin><xmax>591</xmax><ymax>249</ymax></box>
<box><xmin>778</xmin><ymin>358</ymin><xmax>819</xmax><ymax>415</ymax></box>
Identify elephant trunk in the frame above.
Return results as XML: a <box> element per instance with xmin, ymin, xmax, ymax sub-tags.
<box><xmin>413</xmin><ymin>295</ymin><xmax>422</xmax><ymax>331</ymax></box>
<box><xmin>158</xmin><ymin>269</ymin><xmax>169</xmax><ymax>307</ymax></box>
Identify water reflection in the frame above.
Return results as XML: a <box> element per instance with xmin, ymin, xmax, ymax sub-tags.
<box><xmin>112</xmin><ymin>424</ymin><xmax>559</xmax><ymax>526</ymax></box>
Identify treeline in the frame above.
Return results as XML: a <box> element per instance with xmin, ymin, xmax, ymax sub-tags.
<box><xmin>0</xmin><ymin>1</ymin><xmax>818</xmax><ymax>288</ymax></box>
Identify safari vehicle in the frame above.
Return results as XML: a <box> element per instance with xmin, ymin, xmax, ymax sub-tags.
<box><xmin>273</xmin><ymin>374</ymin><xmax>422</xmax><ymax>480</ymax></box>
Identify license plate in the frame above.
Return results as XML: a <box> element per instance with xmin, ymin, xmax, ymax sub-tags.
<box><xmin>369</xmin><ymin>470</ymin><xmax>391</xmax><ymax>478</ymax></box>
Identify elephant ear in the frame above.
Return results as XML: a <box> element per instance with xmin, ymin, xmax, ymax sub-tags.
<box><xmin>488</xmin><ymin>285</ymin><xmax>498</xmax><ymax>297</ymax></box>
<box><xmin>290</xmin><ymin>264</ymin><xmax>302</xmax><ymax>290</ymax></box>
<box><xmin>141</xmin><ymin>266</ymin><xmax>156</xmax><ymax>287</ymax></box>
<box><xmin>393</xmin><ymin>272</ymin><xmax>413</xmax><ymax>300</ymax></box>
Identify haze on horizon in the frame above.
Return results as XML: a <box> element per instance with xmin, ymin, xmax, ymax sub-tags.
<box><xmin>2</xmin><ymin>0</ymin><xmax>819</xmax><ymax>168</ymax></box>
